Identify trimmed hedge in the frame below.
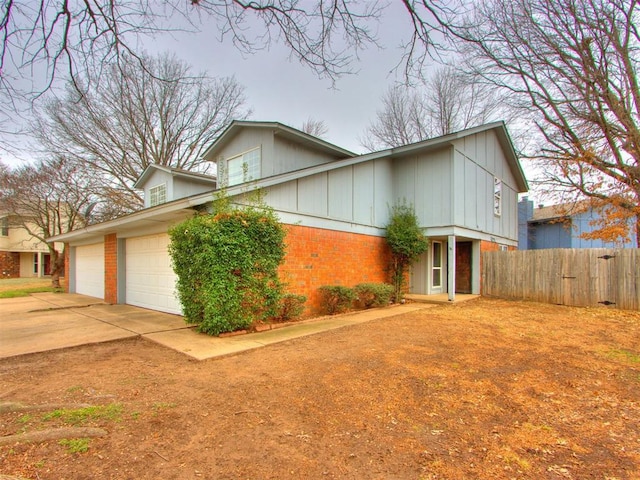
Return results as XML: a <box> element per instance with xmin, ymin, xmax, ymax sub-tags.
<box><xmin>318</xmin><ymin>285</ymin><xmax>356</xmax><ymax>315</ymax></box>
<box><xmin>354</xmin><ymin>283</ymin><xmax>394</xmax><ymax>308</ymax></box>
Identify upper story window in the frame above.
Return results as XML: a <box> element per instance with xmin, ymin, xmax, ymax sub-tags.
<box><xmin>0</xmin><ymin>217</ymin><xmax>8</xmax><ymax>236</ymax></box>
<box><xmin>494</xmin><ymin>177</ymin><xmax>502</xmax><ymax>216</ymax></box>
<box><xmin>227</xmin><ymin>148</ymin><xmax>261</xmax><ymax>186</ymax></box>
<box><xmin>149</xmin><ymin>184</ymin><xmax>167</xmax><ymax>207</ymax></box>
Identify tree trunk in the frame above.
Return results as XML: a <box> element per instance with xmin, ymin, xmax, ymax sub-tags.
<box><xmin>49</xmin><ymin>246</ymin><xmax>65</xmax><ymax>289</ymax></box>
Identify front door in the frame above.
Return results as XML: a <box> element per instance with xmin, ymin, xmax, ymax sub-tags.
<box><xmin>455</xmin><ymin>242</ymin><xmax>472</xmax><ymax>293</ymax></box>
<box><xmin>431</xmin><ymin>241</ymin><xmax>444</xmax><ymax>294</ymax></box>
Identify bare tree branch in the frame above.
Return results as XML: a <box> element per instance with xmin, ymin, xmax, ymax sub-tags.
<box><xmin>454</xmin><ymin>0</ymin><xmax>640</xmax><ymax>245</ymax></box>
<box><xmin>32</xmin><ymin>52</ymin><xmax>250</xmax><ymax>212</ymax></box>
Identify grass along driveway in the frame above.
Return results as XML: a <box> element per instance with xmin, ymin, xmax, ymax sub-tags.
<box><xmin>0</xmin><ymin>297</ymin><xmax>639</xmax><ymax>479</ymax></box>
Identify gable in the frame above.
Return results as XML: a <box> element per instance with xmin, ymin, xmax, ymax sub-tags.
<box><xmin>204</xmin><ymin>121</ymin><xmax>354</xmax><ymax>187</ymax></box>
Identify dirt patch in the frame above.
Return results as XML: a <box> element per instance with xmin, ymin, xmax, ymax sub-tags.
<box><xmin>1</xmin><ymin>298</ymin><xmax>639</xmax><ymax>479</ymax></box>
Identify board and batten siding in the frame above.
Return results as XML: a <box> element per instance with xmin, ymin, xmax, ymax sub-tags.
<box><xmin>392</xmin><ymin>148</ymin><xmax>453</xmax><ymax>228</ymax></box>
<box><xmin>452</xmin><ymin>130</ymin><xmax>519</xmax><ymax>240</ymax></box>
<box><xmin>215</xmin><ymin>128</ymin><xmax>345</xmax><ymax>181</ymax></box>
<box><xmin>264</xmin><ymin>157</ymin><xmax>394</xmax><ymax>228</ymax></box>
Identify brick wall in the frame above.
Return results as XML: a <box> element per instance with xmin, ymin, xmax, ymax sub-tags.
<box><xmin>104</xmin><ymin>233</ymin><xmax>118</xmax><ymax>304</ymax></box>
<box><xmin>0</xmin><ymin>251</ymin><xmax>20</xmax><ymax>278</ymax></box>
<box><xmin>279</xmin><ymin>224</ymin><xmax>391</xmax><ymax>314</ymax></box>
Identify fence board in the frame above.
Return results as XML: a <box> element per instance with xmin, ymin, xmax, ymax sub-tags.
<box><xmin>482</xmin><ymin>248</ymin><xmax>640</xmax><ymax>310</ymax></box>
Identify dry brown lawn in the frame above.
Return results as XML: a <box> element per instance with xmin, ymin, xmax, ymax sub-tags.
<box><xmin>1</xmin><ymin>297</ymin><xmax>639</xmax><ymax>479</ymax></box>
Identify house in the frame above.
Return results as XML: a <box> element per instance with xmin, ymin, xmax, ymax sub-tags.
<box><xmin>518</xmin><ymin>197</ymin><xmax>637</xmax><ymax>249</ymax></box>
<box><xmin>0</xmin><ymin>214</ymin><xmax>56</xmax><ymax>278</ymax></box>
<box><xmin>50</xmin><ymin>120</ymin><xmax>528</xmax><ymax>314</ymax></box>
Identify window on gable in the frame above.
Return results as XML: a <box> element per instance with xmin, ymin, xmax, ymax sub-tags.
<box><xmin>494</xmin><ymin>177</ymin><xmax>502</xmax><ymax>216</ymax></box>
<box><xmin>149</xmin><ymin>184</ymin><xmax>167</xmax><ymax>207</ymax></box>
<box><xmin>0</xmin><ymin>217</ymin><xmax>8</xmax><ymax>236</ymax></box>
<box><xmin>227</xmin><ymin>148</ymin><xmax>261</xmax><ymax>186</ymax></box>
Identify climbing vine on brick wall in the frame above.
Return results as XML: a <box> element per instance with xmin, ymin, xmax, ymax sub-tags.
<box><xmin>169</xmin><ymin>197</ymin><xmax>286</xmax><ymax>336</ymax></box>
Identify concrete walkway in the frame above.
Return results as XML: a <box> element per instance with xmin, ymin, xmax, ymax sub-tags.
<box><xmin>0</xmin><ymin>293</ymin><xmax>435</xmax><ymax>361</ymax></box>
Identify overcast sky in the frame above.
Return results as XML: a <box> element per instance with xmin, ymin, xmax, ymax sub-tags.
<box><xmin>137</xmin><ymin>2</ymin><xmax>416</xmax><ymax>154</ymax></box>
<box><xmin>1</xmin><ymin>3</ymin><xmax>424</xmax><ymax>167</ymax></box>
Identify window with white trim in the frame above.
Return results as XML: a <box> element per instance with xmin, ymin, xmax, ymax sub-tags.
<box><xmin>227</xmin><ymin>148</ymin><xmax>261</xmax><ymax>186</ymax></box>
<box><xmin>149</xmin><ymin>184</ymin><xmax>167</xmax><ymax>207</ymax></box>
<box><xmin>493</xmin><ymin>177</ymin><xmax>502</xmax><ymax>216</ymax></box>
<box><xmin>0</xmin><ymin>217</ymin><xmax>8</xmax><ymax>236</ymax></box>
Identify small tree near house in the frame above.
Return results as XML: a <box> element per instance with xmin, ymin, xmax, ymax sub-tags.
<box><xmin>386</xmin><ymin>204</ymin><xmax>429</xmax><ymax>302</ymax></box>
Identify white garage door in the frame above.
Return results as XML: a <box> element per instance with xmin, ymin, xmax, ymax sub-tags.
<box><xmin>75</xmin><ymin>243</ymin><xmax>105</xmax><ymax>299</ymax></box>
<box><xmin>125</xmin><ymin>233</ymin><xmax>181</xmax><ymax>315</ymax></box>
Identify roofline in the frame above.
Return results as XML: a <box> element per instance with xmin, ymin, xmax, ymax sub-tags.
<box><xmin>51</xmin><ymin>122</ymin><xmax>528</xmax><ymax>243</ymax></box>
<box><xmin>133</xmin><ymin>164</ymin><xmax>217</xmax><ymax>189</ymax></box>
<box><xmin>202</xmin><ymin>120</ymin><xmax>356</xmax><ymax>160</ymax></box>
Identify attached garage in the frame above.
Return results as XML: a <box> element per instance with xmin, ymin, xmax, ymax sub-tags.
<box><xmin>125</xmin><ymin>233</ymin><xmax>181</xmax><ymax>315</ymax></box>
<box><xmin>75</xmin><ymin>243</ymin><xmax>105</xmax><ymax>299</ymax></box>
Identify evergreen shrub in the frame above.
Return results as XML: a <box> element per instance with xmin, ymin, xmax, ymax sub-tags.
<box><xmin>169</xmin><ymin>202</ymin><xmax>286</xmax><ymax>336</ymax></box>
<box><xmin>319</xmin><ymin>285</ymin><xmax>355</xmax><ymax>314</ymax></box>
<box><xmin>354</xmin><ymin>283</ymin><xmax>395</xmax><ymax>308</ymax></box>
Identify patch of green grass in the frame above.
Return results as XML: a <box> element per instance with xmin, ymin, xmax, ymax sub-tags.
<box><xmin>607</xmin><ymin>348</ymin><xmax>640</xmax><ymax>364</ymax></box>
<box><xmin>0</xmin><ymin>287</ymin><xmax>62</xmax><ymax>298</ymax></box>
<box><xmin>59</xmin><ymin>438</ymin><xmax>90</xmax><ymax>454</ymax></box>
<box><xmin>152</xmin><ymin>402</ymin><xmax>177</xmax><ymax>410</ymax></box>
<box><xmin>42</xmin><ymin>403</ymin><xmax>122</xmax><ymax>425</ymax></box>
<box><xmin>17</xmin><ymin>413</ymin><xmax>33</xmax><ymax>424</ymax></box>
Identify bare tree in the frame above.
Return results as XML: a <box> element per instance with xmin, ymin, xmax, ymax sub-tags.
<box><xmin>0</xmin><ymin>158</ymin><xmax>108</xmax><ymax>287</ymax></box>
<box><xmin>0</xmin><ymin>1</ymin><xmax>464</xmax><ymax>101</ymax></box>
<box><xmin>300</xmin><ymin>118</ymin><xmax>329</xmax><ymax>138</ymax></box>
<box><xmin>33</xmin><ymin>52</ymin><xmax>249</xmax><ymax>212</ymax></box>
<box><xmin>362</xmin><ymin>67</ymin><xmax>504</xmax><ymax>150</ymax></box>
<box><xmin>453</xmin><ymin>0</ymin><xmax>640</xmax><ymax>246</ymax></box>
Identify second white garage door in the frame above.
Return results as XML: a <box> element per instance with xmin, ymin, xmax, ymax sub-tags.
<box><xmin>75</xmin><ymin>243</ymin><xmax>105</xmax><ymax>299</ymax></box>
<box><xmin>125</xmin><ymin>233</ymin><xmax>182</xmax><ymax>315</ymax></box>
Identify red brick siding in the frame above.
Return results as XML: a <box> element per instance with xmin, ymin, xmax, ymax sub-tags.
<box><xmin>0</xmin><ymin>251</ymin><xmax>20</xmax><ymax>278</ymax></box>
<box><xmin>104</xmin><ymin>234</ymin><xmax>118</xmax><ymax>304</ymax></box>
<box><xmin>279</xmin><ymin>225</ymin><xmax>391</xmax><ymax>314</ymax></box>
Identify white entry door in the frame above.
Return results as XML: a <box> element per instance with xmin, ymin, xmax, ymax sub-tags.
<box><xmin>125</xmin><ymin>233</ymin><xmax>182</xmax><ymax>314</ymax></box>
<box><xmin>431</xmin><ymin>241</ymin><xmax>444</xmax><ymax>294</ymax></box>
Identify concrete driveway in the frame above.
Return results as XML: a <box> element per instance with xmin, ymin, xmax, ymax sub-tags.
<box><xmin>0</xmin><ymin>293</ymin><xmax>434</xmax><ymax>361</ymax></box>
<box><xmin>0</xmin><ymin>293</ymin><xmax>189</xmax><ymax>359</ymax></box>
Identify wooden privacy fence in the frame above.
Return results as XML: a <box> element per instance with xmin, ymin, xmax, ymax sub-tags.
<box><xmin>482</xmin><ymin>249</ymin><xmax>640</xmax><ymax>310</ymax></box>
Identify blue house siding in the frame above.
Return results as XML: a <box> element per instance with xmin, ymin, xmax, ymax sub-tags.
<box><xmin>519</xmin><ymin>198</ymin><xmax>637</xmax><ymax>249</ymax></box>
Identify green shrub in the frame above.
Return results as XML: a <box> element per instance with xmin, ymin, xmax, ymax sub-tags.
<box><xmin>275</xmin><ymin>294</ymin><xmax>307</xmax><ymax>322</ymax></box>
<box><xmin>319</xmin><ymin>285</ymin><xmax>356</xmax><ymax>315</ymax></box>
<box><xmin>169</xmin><ymin>199</ymin><xmax>286</xmax><ymax>336</ymax></box>
<box><xmin>354</xmin><ymin>283</ymin><xmax>395</xmax><ymax>308</ymax></box>
<box><xmin>386</xmin><ymin>204</ymin><xmax>429</xmax><ymax>302</ymax></box>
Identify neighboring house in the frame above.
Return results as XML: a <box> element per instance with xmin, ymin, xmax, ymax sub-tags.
<box><xmin>0</xmin><ymin>214</ymin><xmax>55</xmax><ymax>278</ymax></box>
<box><xmin>50</xmin><ymin>120</ymin><xmax>528</xmax><ymax>314</ymax></box>
<box><xmin>518</xmin><ymin>197</ymin><xmax>637</xmax><ymax>249</ymax></box>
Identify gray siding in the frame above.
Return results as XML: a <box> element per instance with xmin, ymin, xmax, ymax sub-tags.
<box><xmin>392</xmin><ymin>148</ymin><xmax>453</xmax><ymax>228</ymax></box>
<box><xmin>142</xmin><ymin>170</ymin><xmax>172</xmax><ymax>208</ymax></box>
<box><xmin>263</xmin><ymin>157</ymin><xmax>394</xmax><ymax>228</ymax></box>
<box><xmin>451</xmin><ymin>130</ymin><xmax>519</xmax><ymax>241</ymax></box>
<box><xmin>172</xmin><ymin>178</ymin><xmax>216</xmax><ymax>201</ymax></box>
<box><xmin>270</xmin><ymin>136</ymin><xmax>341</xmax><ymax>177</ymax></box>
<box><xmin>214</xmin><ymin>128</ymin><xmax>345</xmax><ymax>184</ymax></box>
